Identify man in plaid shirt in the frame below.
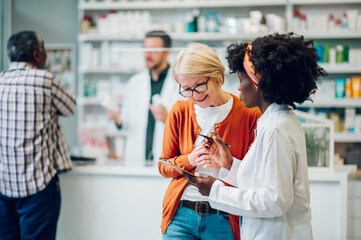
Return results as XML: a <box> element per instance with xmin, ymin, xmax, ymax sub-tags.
<box><xmin>0</xmin><ymin>31</ymin><xmax>76</xmax><ymax>240</ymax></box>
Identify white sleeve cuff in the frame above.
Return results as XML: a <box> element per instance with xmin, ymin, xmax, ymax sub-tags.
<box><xmin>218</xmin><ymin>157</ymin><xmax>240</xmax><ymax>187</ymax></box>
<box><xmin>209</xmin><ymin>179</ymin><xmax>225</xmax><ymax>203</ymax></box>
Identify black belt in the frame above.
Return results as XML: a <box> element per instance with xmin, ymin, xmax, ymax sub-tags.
<box><xmin>179</xmin><ymin>200</ymin><xmax>227</xmax><ymax>215</ymax></box>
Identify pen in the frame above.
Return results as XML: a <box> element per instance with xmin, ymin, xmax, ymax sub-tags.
<box><xmin>198</xmin><ymin>133</ymin><xmax>231</xmax><ymax>147</ymax></box>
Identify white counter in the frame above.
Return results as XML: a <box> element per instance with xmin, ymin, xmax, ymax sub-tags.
<box><xmin>56</xmin><ymin>161</ymin><xmax>355</xmax><ymax>240</ymax></box>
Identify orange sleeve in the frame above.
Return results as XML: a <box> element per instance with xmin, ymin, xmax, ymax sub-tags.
<box><xmin>158</xmin><ymin>101</ymin><xmax>195</xmax><ymax>179</ymax></box>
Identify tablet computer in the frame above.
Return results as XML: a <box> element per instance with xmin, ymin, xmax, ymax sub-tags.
<box><xmin>158</xmin><ymin>158</ymin><xmax>197</xmax><ymax>178</ymax></box>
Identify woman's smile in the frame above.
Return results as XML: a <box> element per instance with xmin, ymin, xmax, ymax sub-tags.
<box><xmin>195</xmin><ymin>95</ymin><xmax>208</xmax><ymax>102</ymax></box>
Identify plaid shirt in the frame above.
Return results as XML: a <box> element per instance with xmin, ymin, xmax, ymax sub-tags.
<box><xmin>0</xmin><ymin>62</ymin><xmax>76</xmax><ymax>198</ymax></box>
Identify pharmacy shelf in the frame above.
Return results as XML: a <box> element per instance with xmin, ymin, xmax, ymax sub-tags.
<box><xmin>78</xmin><ymin>67</ymin><xmax>139</xmax><ymax>74</ymax></box>
<box><xmin>78</xmin><ymin>126</ymin><xmax>126</xmax><ymax>138</ymax></box>
<box><xmin>334</xmin><ymin>132</ymin><xmax>361</xmax><ymax>143</ymax></box>
<box><xmin>79</xmin><ymin>0</ymin><xmax>287</xmax><ymax>10</ymax></box>
<box><xmin>298</xmin><ymin>99</ymin><xmax>361</xmax><ymax>108</ymax></box>
<box><xmin>170</xmin><ymin>32</ymin><xmax>267</xmax><ymax>41</ymax></box>
<box><xmin>79</xmin><ymin>32</ymin><xmax>274</xmax><ymax>42</ymax></box>
<box><xmin>320</xmin><ymin>64</ymin><xmax>361</xmax><ymax>74</ymax></box>
<box><xmin>298</xmin><ymin>31</ymin><xmax>361</xmax><ymax>39</ymax></box>
<box><xmin>80</xmin><ymin>97</ymin><xmax>123</xmax><ymax>105</ymax></box>
<box><xmin>78</xmin><ymin>34</ymin><xmax>144</xmax><ymax>42</ymax></box>
<box><xmin>290</xmin><ymin>0</ymin><xmax>361</xmax><ymax>5</ymax></box>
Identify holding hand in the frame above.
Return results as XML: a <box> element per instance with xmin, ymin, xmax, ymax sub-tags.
<box><xmin>188</xmin><ymin>145</ymin><xmax>208</xmax><ymax>167</ymax></box>
<box><xmin>185</xmin><ymin>173</ymin><xmax>217</xmax><ymax>196</ymax></box>
<box><xmin>106</xmin><ymin>108</ymin><xmax>122</xmax><ymax>127</ymax></box>
<box><xmin>203</xmin><ymin>132</ymin><xmax>233</xmax><ymax>170</ymax></box>
<box><xmin>149</xmin><ymin>104</ymin><xmax>168</xmax><ymax>123</ymax></box>
<box><xmin>188</xmin><ymin>145</ymin><xmax>220</xmax><ymax>170</ymax></box>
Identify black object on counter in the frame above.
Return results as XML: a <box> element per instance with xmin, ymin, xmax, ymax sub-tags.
<box><xmin>70</xmin><ymin>155</ymin><xmax>96</xmax><ymax>164</ymax></box>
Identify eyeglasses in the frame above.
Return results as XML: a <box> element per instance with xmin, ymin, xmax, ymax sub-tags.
<box><xmin>178</xmin><ymin>77</ymin><xmax>210</xmax><ymax>98</ymax></box>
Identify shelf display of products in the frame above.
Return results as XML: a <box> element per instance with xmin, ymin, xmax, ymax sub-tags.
<box><xmin>79</xmin><ymin>9</ymin><xmax>285</xmax><ymax>37</ymax></box>
<box><xmin>77</xmin><ymin>0</ymin><xmax>361</xmax><ymax>165</ymax></box>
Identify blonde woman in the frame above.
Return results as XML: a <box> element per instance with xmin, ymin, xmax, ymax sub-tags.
<box><xmin>158</xmin><ymin>43</ymin><xmax>261</xmax><ymax>240</ymax></box>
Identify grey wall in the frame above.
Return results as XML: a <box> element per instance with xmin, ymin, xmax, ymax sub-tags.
<box><xmin>12</xmin><ymin>0</ymin><xmax>78</xmax><ymax>43</ymax></box>
<box><xmin>12</xmin><ymin>0</ymin><xmax>79</xmax><ymax>152</ymax></box>
<box><xmin>1</xmin><ymin>0</ymin><xmax>11</xmax><ymax>70</ymax></box>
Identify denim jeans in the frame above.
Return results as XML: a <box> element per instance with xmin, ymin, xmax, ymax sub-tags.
<box><xmin>0</xmin><ymin>175</ymin><xmax>61</xmax><ymax>240</ymax></box>
<box><xmin>162</xmin><ymin>202</ymin><xmax>234</xmax><ymax>240</ymax></box>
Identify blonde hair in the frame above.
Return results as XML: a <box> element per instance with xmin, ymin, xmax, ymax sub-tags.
<box><xmin>172</xmin><ymin>43</ymin><xmax>225</xmax><ymax>85</ymax></box>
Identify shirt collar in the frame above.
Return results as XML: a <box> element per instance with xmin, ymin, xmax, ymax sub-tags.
<box><xmin>150</xmin><ymin>64</ymin><xmax>170</xmax><ymax>82</ymax></box>
<box><xmin>257</xmin><ymin>103</ymin><xmax>291</xmax><ymax>126</ymax></box>
<box><xmin>9</xmin><ymin>62</ymin><xmax>37</xmax><ymax>71</ymax></box>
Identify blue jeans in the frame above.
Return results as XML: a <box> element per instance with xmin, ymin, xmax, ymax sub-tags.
<box><xmin>0</xmin><ymin>175</ymin><xmax>61</xmax><ymax>240</ymax></box>
<box><xmin>163</xmin><ymin>201</ymin><xmax>234</xmax><ymax>240</ymax></box>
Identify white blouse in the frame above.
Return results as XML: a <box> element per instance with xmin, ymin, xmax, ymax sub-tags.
<box><xmin>209</xmin><ymin>103</ymin><xmax>313</xmax><ymax>240</ymax></box>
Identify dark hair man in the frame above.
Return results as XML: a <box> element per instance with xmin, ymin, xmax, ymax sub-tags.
<box><xmin>0</xmin><ymin>30</ymin><xmax>76</xmax><ymax>240</ymax></box>
<box><xmin>107</xmin><ymin>30</ymin><xmax>181</xmax><ymax>165</ymax></box>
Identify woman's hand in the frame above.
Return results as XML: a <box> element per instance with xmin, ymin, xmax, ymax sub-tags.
<box><xmin>185</xmin><ymin>174</ymin><xmax>217</xmax><ymax>196</ymax></box>
<box><xmin>204</xmin><ymin>132</ymin><xmax>233</xmax><ymax>170</ymax></box>
<box><xmin>195</xmin><ymin>154</ymin><xmax>221</xmax><ymax>170</ymax></box>
<box><xmin>188</xmin><ymin>145</ymin><xmax>221</xmax><ymax>170</ymax></box>
<box><xmin>188</xmin><ymin>145</ymin><xmax>207</xmax><ymax>166</ymax></box>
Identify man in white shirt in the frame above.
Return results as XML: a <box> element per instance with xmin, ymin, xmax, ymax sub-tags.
<box><xmin>107</xmin><ymin>30</ymin><xmax>180</xmax><ymax>165</ymax></box>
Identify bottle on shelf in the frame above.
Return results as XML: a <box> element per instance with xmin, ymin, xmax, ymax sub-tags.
<box><xmin>329</xmin><ymin>47</ymin><xmax>336</xmax><ymax>65</ymax></box>
<box><xmin>335</xmin><ymin>19</ymin><xmax>342</xmax><ymax>30</ymax></box>
<box><xmin>186</xmin><ymin>12</ymin><xmax>196</xmax><ymax>33</ymax></box>
<box><xmin>351</xmin><ymin>76</ymin><xmax>361</xmax><ymax>98</ymax></box>
<box><xmin>328</xmin><ymin>14</ymin><xmax>335</xmax><ymax>31</ymax></box>
<box><xmin>98</xmin><ymin>14</ymin><xmax>108</xmax><ymax>35</ymax></box>
<box><xmin>335</xmin><ymin>78</ymin><xmax>346</xmax><ymax>98</ymax></box>
<box><xmin>329</xmin><ymin>109</ymin><xmax>341</xmax><ymax>132</ymax></box>
<box><xmin>346</xmin><ymin>9</ymin><xmax>358</xmax><ymax>30</ymax></box>
<box><xmin>336</xmin><ymin>45</ymin><xmax>344</xmax><ymax>64</ymax></box>
<box><xmin>344</xmin><ymin>108</ymin><xmax>356</xmax><ymax>132</ymax></box>
<box><xmin>293</xmin><ymin>9</ymin><xmax>301</xmax><ymax>31</ymax></box>
<box><xmin>207</xmin><ymin>15</ymin><xmax>217</xmax><ymax>32</ymax></box>
<box><xmin>300</xmin><ymin>14</ymin><xmax>307</xmax><ymax>31</ymax></box>
<box><xmin>323</xmin><ymin>44</ymin><xmax>330</xmax><ymax>63</ymax></box>
<box><xmin>314</xmin><ymin>44</ymin><xmax>324</xmax><ymax>63</ymax></box>
<box><xmin>80</xmin><ymin>15</ymin><xmax>92</xmax><ymax>34</ymax></box>
<box><xmin>108</xmin><ymin>10</ymin><xmax>118</xmax><ymax>35</ymax></box>
<box><xmin>318</xmin><ymin>108</ymin><xmax>327</xmax><ymax>119</ymax></box>
<box><xmin>345</xmin><ymin>78</ymin><xmax>352</xmax><ymax>98</ymax></box>
<box><xmin>100</xmin><ymin>41</ymin><xmax>110</xmax><ymax>67</ymax></box>
<box><xmin>192</xmin><ymin>9</ymin><xmax>200</xmax><ymax>32</ymax></box>
<box><xmin>341</xmin><ymin>13</ymin><xmax>348</xmax><ymax>29</ymax></box>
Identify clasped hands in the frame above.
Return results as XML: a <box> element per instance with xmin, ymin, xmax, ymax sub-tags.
<box><xmin>186</xmin><ymin>132</ymin><xmax>233</xmax><ymax>196</ymax></box>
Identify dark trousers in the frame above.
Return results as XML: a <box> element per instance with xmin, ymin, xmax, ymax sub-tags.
<box><xmin>0</xmin><ymin>175</ymin><xmax>61</xmax><ymax>240</ymax></box>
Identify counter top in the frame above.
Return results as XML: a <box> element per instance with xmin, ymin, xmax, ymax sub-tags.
<box><xmin>349</xmin><ymin>169</ymin><xmax>361</xmax><ymax>179</ymax></box>
<box><xmin>69</xmin><ymin>159</ymin><xmax>159</xmax><ymax>177</ymax></box>
<box><xmin>67</xmin><ymin>160</ymin><xmax>357</xmax><ymax>180</ymax></box>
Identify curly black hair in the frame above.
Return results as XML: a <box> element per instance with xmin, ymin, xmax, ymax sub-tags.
<box><xmin>226</xmin><ymin>33</ymin><xmax>327</xmax><ymax>109</ymax></box>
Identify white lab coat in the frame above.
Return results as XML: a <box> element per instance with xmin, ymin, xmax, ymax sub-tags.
<box><xmin>208</xmin><ymin>103</ymin><xmax>313</xmax><ymax>240</ymax></box>
<box><xmin>121</xmin><ymin>69</ymin><xmax>181</xmax><ymax>166</ymax></box>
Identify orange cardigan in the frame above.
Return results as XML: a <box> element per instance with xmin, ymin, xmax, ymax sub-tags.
<box><xmin>158</xmin><ymin>94</ymin><xmax>261</xmax><ymax>239</ymax></box>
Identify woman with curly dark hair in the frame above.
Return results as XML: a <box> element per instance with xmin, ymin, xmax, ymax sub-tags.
<box><xmin>187</xmin><ymin>33</ymin><xmax>326</xmax><ymax>240</ymax></box>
